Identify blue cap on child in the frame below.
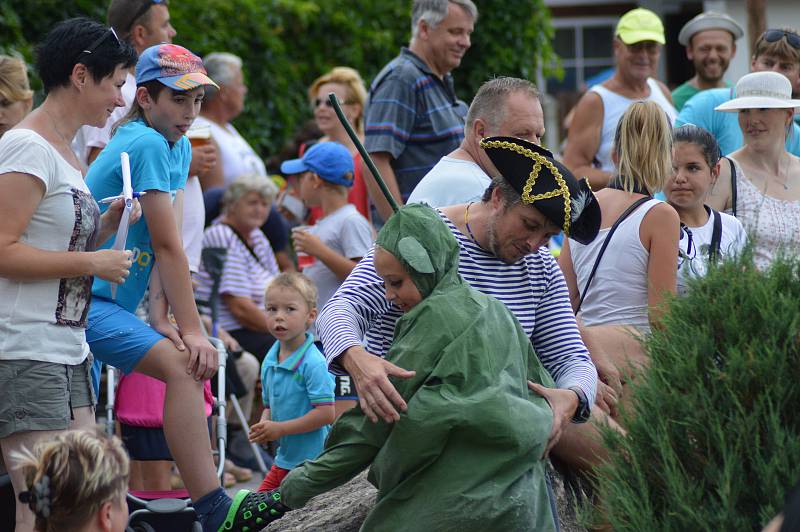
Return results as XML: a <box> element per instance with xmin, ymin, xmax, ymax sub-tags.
<box><xmin>281</xmin><ymin>142</ymin><xmax>355</xmax><ymax>187</ymax></box>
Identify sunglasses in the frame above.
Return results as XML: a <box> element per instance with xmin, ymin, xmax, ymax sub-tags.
<box><xmin>311</xmin><ymin>97</ymin><xmax>355</xmax><ymax>109</ymax></box>
<box><xmin>128</xmin><ymin>0</ymin><xmax>166</xmax><ymax>32</ymax></box>
<box><xmin>76</xmin><ymin>27</ymin><xmax>122</xmax><ymax>63</ymax></box>
<box><xmin>763</xmin><ymin>29</ymin><xmax>800</xmax><ymax>50</ymax></box>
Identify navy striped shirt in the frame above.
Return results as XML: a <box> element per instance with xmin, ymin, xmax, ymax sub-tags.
<box><xmin>317</xmin><ymin>210</ymin><xmax>597</xmax><ymax>406</ymax></box>
<box><xmin>364</xmin><ymin>47</ymin><xmax>468</xmax><ymax>199</ymax></box>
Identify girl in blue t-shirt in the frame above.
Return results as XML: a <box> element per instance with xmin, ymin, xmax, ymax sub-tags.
<box><xmin>85</xmin><ymin>43</ymin><xmax>281</xmax><ymax>532</ymax></box>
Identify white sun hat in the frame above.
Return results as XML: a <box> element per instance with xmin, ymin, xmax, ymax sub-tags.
<box><xmin>715</xmin><ymin>71</ymin><xmax>800</xmax><ymax>113</ymax></box>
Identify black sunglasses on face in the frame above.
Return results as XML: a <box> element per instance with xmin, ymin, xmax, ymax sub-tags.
<box><xmin>763</xmin><ymin>29</ymin><xmax>800</xmax><ymax>50</ymax></box>
<box><xmin>128</xmin><ymin>0</ymin><xmax>166</xmax><ymax>32</ymax></box>
<box><xmin>76</xmin><ymin>27</ymin><xmax>122</xmax><ymax>63</ymax></box>
<box><xmin>311</xmin><ymin>97</ymin><xmax>354</xmax><ymax>109</ymax></box>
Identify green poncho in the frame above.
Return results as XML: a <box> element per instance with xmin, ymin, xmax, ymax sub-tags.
<box><xmin>280</xmin><ymin>204</ymin><xmax>557</xmax><ymax>531</ymax></box>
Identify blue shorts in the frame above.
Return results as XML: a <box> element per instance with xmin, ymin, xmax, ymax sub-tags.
<box><xmin>86</xmin><ymin>297</ymin><xmax>164</xmax><ymax>375</ymax></box>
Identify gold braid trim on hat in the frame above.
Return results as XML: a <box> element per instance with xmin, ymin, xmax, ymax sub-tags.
<box><xmin>480</xmin><ymin>139</ymin><xmax>572</xmax><ymax>235</ymax></box>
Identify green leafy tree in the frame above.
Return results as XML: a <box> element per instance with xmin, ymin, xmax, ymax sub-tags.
<box><xmin>597</xmin><ymin>252</ymin><xmax>800</xmax><ymax>531</ymax></box>
<box><xmin>0</xmin><ymin>0</ymin><xmax>557</xmax><ymax>157</ymax></box>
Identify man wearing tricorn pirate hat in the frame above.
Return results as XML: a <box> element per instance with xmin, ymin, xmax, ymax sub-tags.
<box><xmin>318</xmin><ymin>135</ymin><xmax>602</xmax><ymax>467</ymax></box>
<box><xmin>250</xmin><ymin>135</ymin><xmax>602</xmax><ymax>529</ymax></box>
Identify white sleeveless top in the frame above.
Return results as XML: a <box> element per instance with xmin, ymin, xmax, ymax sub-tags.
<box><xmin>570</xmin><ymin>198</ymin><xmax>662</xmax><ymax>330</ymax></box>
<box><xmin>589</xmin><ymin>79</ymin><xmax>678</xmax><ymax>173</ymax></box>
<box><xmin>727</xmin><ymin>157</ymin><xmax>800</xmax><ymax>270</ymax></box>
<box><xmin>193</xmin><ymin>116</ymin><xmax>266</xmax><ymax>187</ymax></box>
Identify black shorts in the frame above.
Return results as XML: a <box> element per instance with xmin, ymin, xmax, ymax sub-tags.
<box><xmin>314</xmin><ymin>340</ymin><xmax>358</xmax><ymax>400</ymax></box>
<box><xmin>120</xmin><ymin>418</ymin><xmax>212</xmax><ymax>461</ymax></box>
<box><xmin>334</xmin><ymin>374</ymin><xmax>357</xmax><ymax>400</ymax></box>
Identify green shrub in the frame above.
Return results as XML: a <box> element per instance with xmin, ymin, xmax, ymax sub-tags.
<box><xmin>0</xmin><ymin>0</ymin><xmax>557</xmax><ymax>158</ymax></box>
<box><xmin>597</xmin><ymin>251</ymin><xmax>800</xmax><ymax>530</ymax></box>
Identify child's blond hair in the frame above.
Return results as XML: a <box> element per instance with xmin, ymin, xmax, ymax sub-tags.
<box><xmin>317</xmin><ymin>175</ymin><xmax>352</xmax><ymax>197</ymax></box>
<box><xmin>14</xmin><ymin>428</ymin><xmax>130</xmax><ymax>532</ymax></box>
<box><xmin>266</xmin><ymin>272</ymin><xmax>318</xmax><ymax>311</ymax></box>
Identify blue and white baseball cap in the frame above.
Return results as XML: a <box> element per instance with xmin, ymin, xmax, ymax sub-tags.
<box><xmin>281</xmin><ymin>142</ymin><xmax>355</xmax><ymax>187</ymax></box>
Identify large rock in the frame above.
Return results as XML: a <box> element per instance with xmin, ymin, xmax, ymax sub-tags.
<box><xmin>265</xmin><ymin>465</ymin><xmax>587</xmax><ymax>531</ymax></box>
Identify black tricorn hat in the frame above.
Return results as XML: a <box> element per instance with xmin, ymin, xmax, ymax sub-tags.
<box><xmin>480</xmin><ymin>136</ymin><xmax>601</xmax><ymax>245</ymax></box>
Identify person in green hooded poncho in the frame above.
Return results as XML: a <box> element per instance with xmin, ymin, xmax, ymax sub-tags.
<box><xmin>257</xmin><ymin>202</ymin><xmax>560</xmax><ymax>531</ymax></box>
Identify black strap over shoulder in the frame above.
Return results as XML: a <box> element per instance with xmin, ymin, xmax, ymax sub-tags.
<box><xmin>575</xmin><ymin>197</ymin><xmax>652</xmax><ymax>314</ymax></box>
<box><xmin>221</xmin><ymin>223</ymin><xmax>262</xmax><ymax>265</ymax></box>
<box><xmin>725</xmin><ymin>156</ymin><xmax>737</xmax><ymax>217</ymax></box>
<box><xmin>708</xmin><ymin>207</ymin><xmax>723</xmax><ymax>262</ymax></box>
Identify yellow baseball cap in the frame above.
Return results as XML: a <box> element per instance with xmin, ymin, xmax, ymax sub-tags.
<box><xmin>616</xmin><ymin>8</ymin><xmax>665</xmax><ymax>45</ymax></box>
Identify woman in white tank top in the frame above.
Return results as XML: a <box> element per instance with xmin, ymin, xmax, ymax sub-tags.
<box><xmin>559</xmin><ymin>101</ymin><xmax>679</xmax><ymax>427</ymax></box>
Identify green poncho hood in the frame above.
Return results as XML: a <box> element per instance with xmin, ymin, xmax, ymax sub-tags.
<box><xmin>374</xmin><ymin>203</ymin><xmax>460</xmax><ymax>299</ymax></box>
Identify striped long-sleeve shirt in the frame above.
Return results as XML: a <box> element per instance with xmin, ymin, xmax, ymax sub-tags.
<box><xmin>317</xmin><ymin>210</ymin><xmax>597</xmax><ymax>407</ymax></box>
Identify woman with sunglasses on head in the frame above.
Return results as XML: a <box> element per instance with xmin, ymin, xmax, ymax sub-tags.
<box><xmin>0</xmin><ymin>18</ymin><xmax>137</xmax><ymax>531</ymax></box>
<box><xmin>707</xmin><ymin>71</ymin><xmax>800</xmax><ymax>270</ymax></box>
<box><xmin>665</xmin><ymin>125</ymin><xmax>747</xmax><ymax>295</ymax></box>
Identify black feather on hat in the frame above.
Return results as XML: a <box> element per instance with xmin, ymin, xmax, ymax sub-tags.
<box><xmin>480</xmin><ymin>136</ymin><xmax>601</xmax><ymax>245</ymax></box>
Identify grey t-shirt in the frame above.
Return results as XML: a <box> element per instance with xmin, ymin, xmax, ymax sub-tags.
<box><xmin>304</xmin><ymin>204</ymin><xmax>374</xmax><ymax>316</ymax></box>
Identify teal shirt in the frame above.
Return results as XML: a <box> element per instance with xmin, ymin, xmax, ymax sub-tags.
<box><xmin>672</xmin><ymin>81</ymin><xmax>702</xmax><ymax>112</ymax></box>
<box><xmin>261</xmin><ymin>333</ymin><xmax>335</xmax><ymax>469</ymax></box>
<box><xmin>676</xmin><ymin>87</ymin><xmax>800</xmax><ymax>156</ymax></box>
<box><xmin>672</xmin><ymin>81</ymin><xmax>733</xmax><ymax>111</ymax></box>
<box><xmin>86</xmin><ymin>120</ymin><xmax>190</xmax><ymax>312</ymax></box>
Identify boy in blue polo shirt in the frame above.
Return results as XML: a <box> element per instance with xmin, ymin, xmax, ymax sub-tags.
<box><xmin>249</xmin><ymin>272</ymin><xmax>335</xmax><ymax>492</ymax></box>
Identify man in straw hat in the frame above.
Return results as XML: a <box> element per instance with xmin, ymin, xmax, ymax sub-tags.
<box><xmin>317</xmin><ymin>136</ymin><xmax>601</xmax><ymax>468</ymax></box>
<box><xmin>672</xmin><ymin>11</ymin><xmax>744</xmax><ymax>111</ymax></box>
<box><xmin>563</xmin><ymin>7</ymin><xmax>676</xmax><ymax>190</ymax></box>
<box><xmin>677</xmin><ymin>28</ymin><xmax>800</xmax><ymax>156</ymax></box>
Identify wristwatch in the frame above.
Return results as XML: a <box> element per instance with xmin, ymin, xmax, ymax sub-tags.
<box><xmin>568</xmin><ymin>386</ymin><xmax>591</xmax><ymax>424</ymax></box>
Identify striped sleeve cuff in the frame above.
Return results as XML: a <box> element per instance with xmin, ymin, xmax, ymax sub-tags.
<box><xmin>310</xmin><ymin>396</ymin><xmax>335</xmax><ymax>406</ymax></box>
<box><xmin>317</xmin><ymin>298</ymin><xmax>366</xmax><ymax>375</ymax></box>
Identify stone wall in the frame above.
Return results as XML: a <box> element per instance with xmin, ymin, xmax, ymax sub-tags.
<box><xmin>266</xmin><ymin>465</ymin><xmax>587</xmax><ymax>531</ymax></box>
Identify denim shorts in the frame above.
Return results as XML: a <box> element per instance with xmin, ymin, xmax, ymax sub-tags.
<box><xmin>86</xmin><ymin>297</ymin><xmax>164</xmax><ymax>374</ymax></box>
<box><xmin>0</xmin><ymin>356</ymin><xmax>94</xmax><ymax>438</ymax></box>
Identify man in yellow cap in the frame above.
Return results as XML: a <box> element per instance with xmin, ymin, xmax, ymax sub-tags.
<box><xmin>563</xmin><ymin>7</ymin><xmax>677</xmax><ymax>190</ymax></box>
